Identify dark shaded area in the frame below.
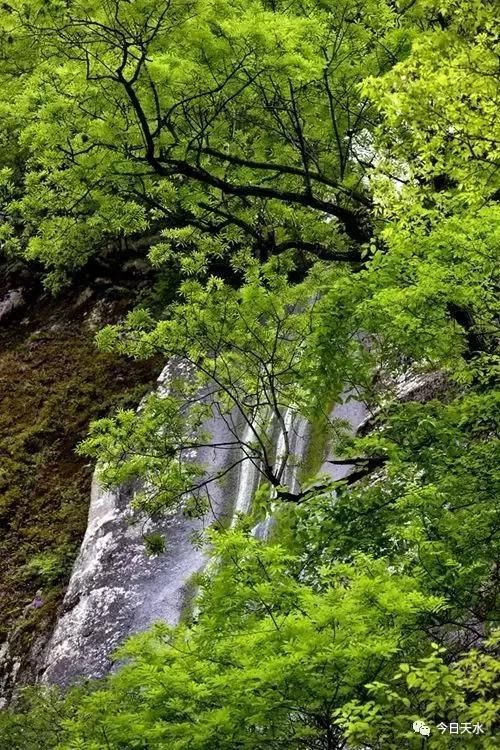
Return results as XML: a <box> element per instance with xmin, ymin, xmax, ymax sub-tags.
<box><xmin>0</xmin><ymin>261</ymin><xmax>162</xmax><ymax>693</ymax></box>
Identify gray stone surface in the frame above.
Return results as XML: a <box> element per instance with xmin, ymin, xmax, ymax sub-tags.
<box><xmin>41</xmin><ymin>374</ymin><xmax>368</xmax><ymax>686</ymax></box>
<box><xmin>41</xmin><ymin>360</ymin><xmax>241</xmax><ymax>686</ymax></box>
<box><xmin>0</xmin><ymin>289</ymin><xmax>24</xmax><ymax>324</ymax></box>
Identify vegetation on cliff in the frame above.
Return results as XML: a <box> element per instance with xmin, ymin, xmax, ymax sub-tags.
<box><xmin>0</xmin><ymin>277</ymin><xmax>161</xmax><ymax>695</ymax></box>
<box><xmin>0</xmin><ymin>0</ymin><xmax>498</xmax><ymax>747</ymax></box>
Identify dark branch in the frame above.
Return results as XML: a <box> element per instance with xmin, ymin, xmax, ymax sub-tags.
<box><xmin>150</xmin><ymin>158</ymin><xmax>370</xmax><ymax>243</ymax></box>
<box><xmin>201</xmin><ymin>147</ymin><xmax>372</xmax><ymax>207</ymax></box>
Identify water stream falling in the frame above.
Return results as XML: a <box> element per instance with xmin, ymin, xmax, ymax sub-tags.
<box><xmin>38</xmin><ymin>366</ymin><xmax>366</xmax><ymax>687</ymax></box>
<box><xmin>252</xmin><ymin>407</ymin><xmax>307</xmax><ymax>540</ymax></box>
<box><xmin>40</xmin><ymin>360</ymin><xmax>238</xmax><ymax>685</ymax></box>
<box><xmin>231</xmin><ymin>418</ymin><xmax>262</xmax><ymax>521</ymax></box>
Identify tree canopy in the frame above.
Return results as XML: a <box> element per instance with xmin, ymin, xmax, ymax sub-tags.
<box><xmin>0</xmin><ymin>0</ymin><xmax>413</xmax><ymax>285</ymax></box>
<box><xmin>0</xmin><ymin>0</ymin><xmax>498</xmax><ymax>747</ymax></box>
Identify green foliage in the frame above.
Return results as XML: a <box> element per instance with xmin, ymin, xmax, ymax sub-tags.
<box><xmin>0</xmin><ymin>0</ymin><xmax>407</xmax><ymax>284</ymax></box>
<box><xmin>337</xmin><ymin>634</ymin><xmax>500</xmax><ymax>748</ymax></box>
<box><xmin>82</xmin><ymin>261</ymin><xmax>359</xmax><ymax>515</ymax></box>
<box><xmin>1</xmin><ymin>524</ymin><xmax>497</xmax><ymax>748</ymax></box>
<box><xmin>24</xmin><ymin>545</ymin><xmax>75</xmax><ymax>586</ymax></box>
<box><xmin>292</xmin><ymin>389</ymin><xmax>500</xmax><ymax>637</ymax></box>
<box><xmin>0</xmin><ymin>0</ymin><xmax>499</xmax><ymax>748</ymax></box>
<box><xmin>80</xmin><ymin>394</ymin><xmax>207</xmax><ymax>516</ymax></box>
<box><xmin>359</xmin><ymin>0</ymin><xmax>499</xmax><ymax>372</ymax></box>
<box><xmin>0</xmin><ymin>534</ymin><xmax>444</xmax><ymax>749</ymax></box>
<box><xmin>143</xmin><ymin>532</ymin><xmax>166</xmax><ymax>557</ymax></box>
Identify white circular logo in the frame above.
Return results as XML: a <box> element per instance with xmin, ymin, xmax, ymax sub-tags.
<box><xmin>413</xmin><ymin>720</ymin><xmax>430</xmax><ymax>736</ymax></box>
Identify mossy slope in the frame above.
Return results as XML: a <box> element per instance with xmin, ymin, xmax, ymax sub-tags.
<box><xmin>0</xmin><ymin>287</ymin><xmax>160</xmax><ymax>692</ymax></box>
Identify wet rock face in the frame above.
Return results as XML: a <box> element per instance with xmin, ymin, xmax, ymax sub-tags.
<box><xmin>319</xmin><ymin>397</ymin><xmax>368</xmax><ymax>482</ymax></box>
<box><xmin>40</xmin><ymin>482</ymin><xmax>140</xmax><ymax>684</ymax></box>
<box><xmin>358</xmin><ymin>370</ymin><xmax>449</xmax><ymax>436</ymax></box>
<box><xmin>40</xmin><ymin>479</ymin><xmax>212</xmax><ymax>685</ymax></box>
<box><xmin>41</xmin><ymin>360</ymin><xmax>241</xmax><ymax>686</ymax></box>
<box><xmin>0</xmin><ymin>642</ymin><xmax>21</xmax><ymax>710</ymax></box>
<box><xmin>40</xmin><ymin>369</ymin><xmax>368</xmax><ymax>688</ymax></box>
<box><xmin>0</xmin><ymin>289</ymin><xmax>24</xmax><ymax>325</ymax></box>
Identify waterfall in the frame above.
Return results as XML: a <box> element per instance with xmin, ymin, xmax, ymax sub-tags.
<box><xmin>40</xmin><ymin>360</ymin><xmax>238</xmax><ymax>686</ymax></box>
<box><xmin>252</xmin><ymin>408</ymin><xmax>309</xmax><ymax>540</ymax></box>
<box><xmin>252</xmin><ymin>398</ymin><xmax>366</xmax><ymax>540</ymax></box>
<box><xmin>40</xmin><ymin>366</ymin><xmax>366</xmax><ymax>687</ymax></box>
<box><xmin>231</xmin><ymin>419</ymin><xmax>262</xmax><ymax>521</ymax></box>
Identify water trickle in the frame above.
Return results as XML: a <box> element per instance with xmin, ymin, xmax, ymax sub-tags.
<box><xmin>231</xmin><ymin>419</ymin><xmax>262</xmax><ymax>521</ymax></box>
<box><xmin>252</xmin><ymin>408</ymin><xmax>309</xmax><ymax>540</ymax></box>
<box><xmin>40</xmin><ymin>360</ymin><xmax>238</xmax><ymax>686</ymax></box>
<box><xmin>40</xmin><ymin>368</ymin><xmax>365</xmax><ymax>687</ymax></box>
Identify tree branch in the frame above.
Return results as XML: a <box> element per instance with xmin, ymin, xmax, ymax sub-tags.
<box><xmin>201</xmin><ymin>147</ymin><xmax>372</xmax><ymax>207</ymax></box>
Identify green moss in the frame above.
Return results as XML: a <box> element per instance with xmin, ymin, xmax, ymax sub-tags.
<box><xmin>0</xmin><ymin>294</ymin><xmax>160</xmax><ymax>676</ymax></box>
<box><xmin>23</xmin><ymin>546</ymin><xmax>76</xmax><ymax>587</ymax></box>
<box><xmin>298</xmin><ymin>403</ymin><xmax>334</xmax><ymax>483</ymax></box>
